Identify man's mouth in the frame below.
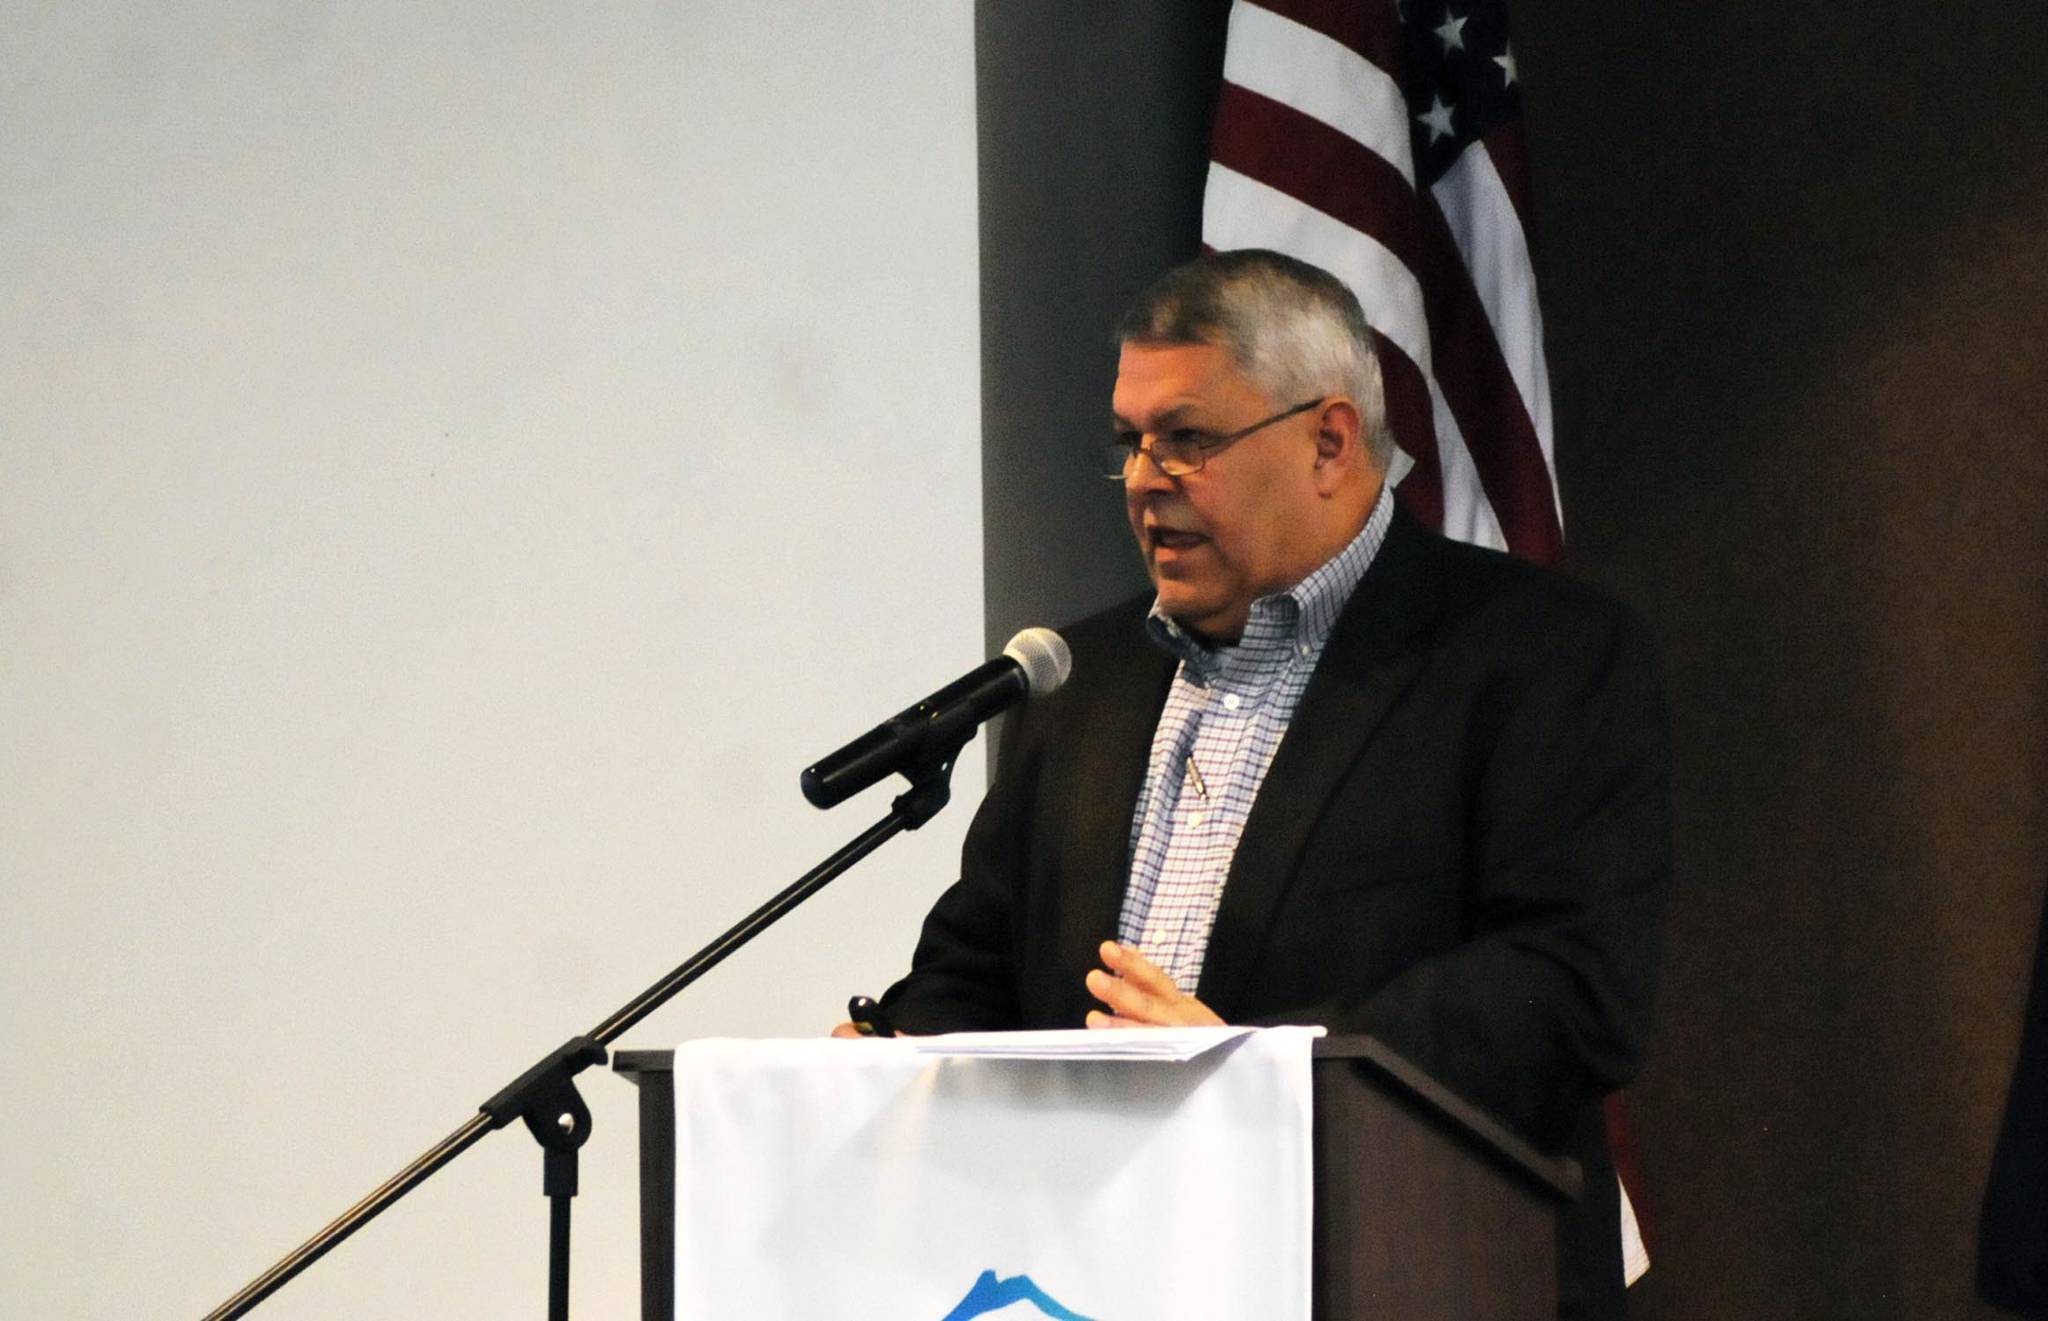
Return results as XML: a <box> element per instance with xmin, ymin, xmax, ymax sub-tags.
<box><xmin>1148</xmin><ymin>526</ymin><xmax>1206</xmax><ymax>553</ymax></box>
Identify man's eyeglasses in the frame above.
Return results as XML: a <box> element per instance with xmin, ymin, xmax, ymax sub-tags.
<box><xmin>1100</xmin><ymin>397</ymin><xmax>1324</xmax><ymax>480</ymax></box>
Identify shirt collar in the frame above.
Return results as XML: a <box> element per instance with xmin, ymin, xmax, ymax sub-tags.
<box><xmin>1145</xmin><ymin>483</ymin><xmax>1395</xmax><ymax>678</ymax></box>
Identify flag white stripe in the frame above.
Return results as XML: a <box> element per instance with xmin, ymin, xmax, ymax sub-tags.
<box><xmin>1621</xmin><ymin>1176</ymin><xmax>1650</xmax><ymax>1285</ymax></box>
<box><xmin>1223</xmin><ymin>2</ymin><xmax>1417</xmax><ymax>187</ymax></box>
<box><xmin>1203</xmin><ymin>164</ymin><xmax>1433</xmax><ymax>376</ymax></box>
<box><xmin>1432</xmin><ymin>143</ymin><xmax>1557</xmax><ymax>482</ymax></box>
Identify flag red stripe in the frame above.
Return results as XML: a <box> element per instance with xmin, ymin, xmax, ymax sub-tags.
<box><xmin>1209</xmin><ymin>82</ymin><xmax>1423</xmax><ymax>274</ymax></box>
<box><xmin>1375</xmin><ymin>329</ymin><xmax>1445</xmax><ymax>528</ymax></box>
<box><xmin>1413</xmin><ymin>187</ymin><xmax>1563</xmax><ymax>561</ymax></box>
<box><xmin>1481</xmin><ymin>125</ymin><xmax>1534</xmax><ymax>237</ymax></box>
<box><xmin>1605</xmin><ymin>1092</ymin><xmax>1653</xmax><ymax>1246</ymax></box>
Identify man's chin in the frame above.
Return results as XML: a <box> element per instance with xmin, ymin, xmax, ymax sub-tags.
<box><xmin>1152</xmin><ymin>587</ymin><xmax>1225</xmax><ymax>633</ymax></box>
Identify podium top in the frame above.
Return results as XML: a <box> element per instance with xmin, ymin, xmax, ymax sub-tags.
<box><xmin>614</xmin><ymin>1032</ymin><xmax>1578</xmax><ymax>1203</ymax></box>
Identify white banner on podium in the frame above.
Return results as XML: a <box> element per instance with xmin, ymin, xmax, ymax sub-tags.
<box><xmin>672</xmin><ymin>1026</ymin><xmax>1321</xmax><ymax>1320</ymax></box>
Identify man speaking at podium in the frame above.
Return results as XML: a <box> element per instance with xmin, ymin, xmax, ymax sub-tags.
<box><xmin>855</xmin><ymin>250</ymin><xmax>1669</xmax><ymax>1320</ymax></box>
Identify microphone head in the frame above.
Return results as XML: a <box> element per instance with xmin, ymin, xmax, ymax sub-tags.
<box><xmin>1002</xmin><ymin>627</ymin><xmax>1072</xmax><ymax>697</ymax></box>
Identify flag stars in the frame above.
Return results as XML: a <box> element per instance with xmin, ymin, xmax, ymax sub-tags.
<box><xmin>1495</xmin><ymin>45</ymin><xmax>1519</xmax><ymax>86</ymax></box>
<box><xmin>1416</xmin><ymin>94</ymin><xmax>1456</xmax><ymax>144</ymax></box>
<box><xmin>1435</xmin><ymin>12</ymin><xmax>1468</xmax><ymax>53</ymax></box>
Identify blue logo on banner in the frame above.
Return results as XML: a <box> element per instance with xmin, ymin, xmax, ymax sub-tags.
<box><xmin>940</xmin><ymin>1269</ymin><xmax>1096</xmax><ymax>1320</ymax></box>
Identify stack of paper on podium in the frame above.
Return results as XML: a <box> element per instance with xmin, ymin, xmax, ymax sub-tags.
<box><xmin>910</xmin><ymin>1023</ymin><xmax>1281</xmax><ymax>1061</ymax></box>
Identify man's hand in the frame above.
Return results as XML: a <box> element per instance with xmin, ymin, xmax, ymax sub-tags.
<box><xmin>1084</xmin><ymin>941</ymin><xmax>1225</xmax><ymax>1028</ymax></box>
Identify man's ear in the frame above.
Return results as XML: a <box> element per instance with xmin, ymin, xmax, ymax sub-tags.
<box><xmin>1311</xmin><ymin>399</ymin><xmax>1365</xmax><ymax>486</ymax></box>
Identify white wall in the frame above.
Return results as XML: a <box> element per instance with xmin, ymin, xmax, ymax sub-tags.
<box><xmin>0</xmin><ymin>4</ymin><xmax>981</xmax><ymax>1316</ymax></box>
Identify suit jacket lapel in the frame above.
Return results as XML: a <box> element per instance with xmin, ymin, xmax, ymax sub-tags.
<box><xmin>1052</xmin><ymin>617</ymin><xmax>1175</xmax><ymax>999</ymax></box>
<box><xmin>1198</xmin><ymin>506</ymin><xmax>1446</xmax><ymax>1017</ymax></box>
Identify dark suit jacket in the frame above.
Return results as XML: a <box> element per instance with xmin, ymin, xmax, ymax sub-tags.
<box><xmin>1981</xmin><ymin>882</ymin><xmax>2048</xmax><ymax>1317</ymax></box>
<box><xmin>881</xmin><ymin>506</ymin><xmax>1671</xmax><ymax>1320</ymax></box>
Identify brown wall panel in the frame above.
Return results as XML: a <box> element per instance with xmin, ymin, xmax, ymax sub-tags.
<box><xmin>1517</xmin><ymin>2</ymin><xmax>2048</xmax><ymax>1314</ymax></box>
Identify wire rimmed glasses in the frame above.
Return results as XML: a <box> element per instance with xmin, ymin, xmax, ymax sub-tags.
<box><xmin>1100</xmin><ymin>397</ymin><xmax>1324</xmax><ymax>480</ymax></box>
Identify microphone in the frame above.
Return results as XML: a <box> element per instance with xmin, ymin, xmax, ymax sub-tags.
<box><xmin>801</xmin><ymin>627</ymin><xmax>1072</xmax><ymax>809</ymax></box>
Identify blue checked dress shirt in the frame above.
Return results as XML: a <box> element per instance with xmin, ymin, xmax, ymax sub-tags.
<box><xmin>1117</xmin><ymin>485</ymin><xmax>1396</xmax><ymax>993</ymax></box>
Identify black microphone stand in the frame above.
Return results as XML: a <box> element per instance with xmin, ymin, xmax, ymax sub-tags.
<box><xmin>204</xmin><ymin>737</ymin><xmax>971</xmax><ymax>1321</ymax></box>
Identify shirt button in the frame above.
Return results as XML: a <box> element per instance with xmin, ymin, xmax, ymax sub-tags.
<box><xmin>1298</xmin><ymin>642</ymin><xmax>1311</xmax><ymax>656</ymax></box>
<box><xmin>1222</xmin><ymin>693</ymin><xmax>1242</xmax><ymax>710</ymax></box>
<box><xmin>1189</xmin><ymin>812</ymin><xmax>1207</xmax><ymax>828</ymax></box>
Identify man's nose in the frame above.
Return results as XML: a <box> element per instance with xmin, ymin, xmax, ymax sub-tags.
<box><xmin>1123</xmin><ymin>442</ymin><xmax>1178</xmax><ymax>494</ymax></box>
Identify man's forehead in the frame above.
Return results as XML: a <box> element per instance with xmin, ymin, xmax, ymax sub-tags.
<box><xmin>1111</xmin><ymin>340</ymin><xmax>1256</xmax><ymax>416</ymax></box>
<box><xmin>1116</xmin><ymin>337</ymin><xmax>1233</xmax><ymax>377</ymax></box>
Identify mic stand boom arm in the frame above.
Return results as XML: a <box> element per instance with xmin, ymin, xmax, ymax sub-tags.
<box><xmin>204</xmin><ymin>737</ymin><xmax>971</xmax><ymax>1321</ymax></box>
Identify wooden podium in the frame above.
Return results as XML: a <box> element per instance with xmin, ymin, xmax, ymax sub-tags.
<box><xmin>613</xmin><ymin>1036</ymin><xmax>1578</xmax><ymax>1320</ymax></box>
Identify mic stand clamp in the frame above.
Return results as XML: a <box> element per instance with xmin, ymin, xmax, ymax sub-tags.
<box><xmin>889</xmin><ymin>733</ymin><xmax>969</xmax><ymax>831</ymax></box>
<box><xmin>480</xmin><ymin>1035</ymin><xmax>608</xmax><ymax>1321</ymax></box>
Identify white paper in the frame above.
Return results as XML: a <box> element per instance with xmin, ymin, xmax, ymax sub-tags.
<box><xmin>910</xmin><ymin>1024</ymin><xmax>1281</xmax><ymax>1061</ymax></box>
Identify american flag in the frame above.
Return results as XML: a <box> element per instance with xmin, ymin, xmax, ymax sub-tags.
<box><xmin>1202</xmin><ymin>0</ymin><xmax>1651</xmax><ymax>1283</ymax></box>
<box><xmin>1203</xmin><ymin>0</ymin><xmax>1561</xmax><ymax>563</ymax></box>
